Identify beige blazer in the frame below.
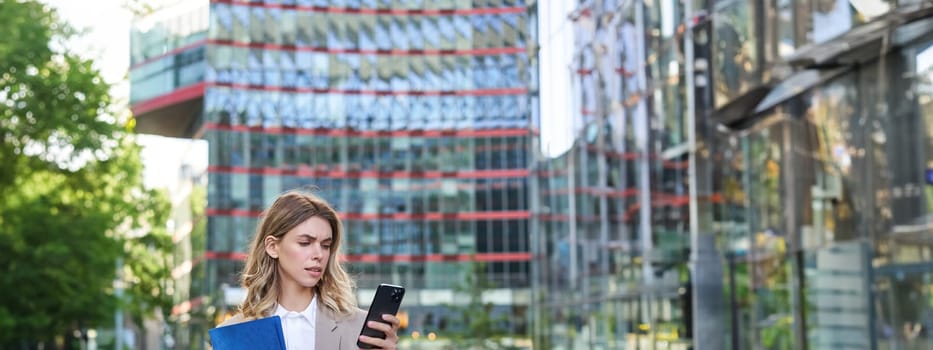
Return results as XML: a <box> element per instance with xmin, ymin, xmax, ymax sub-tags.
<box><xmin>217</xmin><ymin>306</ymin><xmax>366</xmax><ymax>350</ymax></box>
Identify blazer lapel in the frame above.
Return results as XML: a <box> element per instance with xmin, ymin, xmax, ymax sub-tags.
<box><xmin>316</xmin><ymin>306</ymin><xmax>341</xmax><ymax>350</ymax></box>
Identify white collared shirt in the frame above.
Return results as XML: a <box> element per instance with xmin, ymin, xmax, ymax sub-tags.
<box><xmin>274</xmin><ymin>296</ymin><xmax>317</xmax><ymax>350</ymax></box>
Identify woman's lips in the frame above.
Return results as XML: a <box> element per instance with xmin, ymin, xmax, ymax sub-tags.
<box><xmin>306</xmin><ymin>266</ymin><xmax>323</xmax><ymax>277</ymax></box>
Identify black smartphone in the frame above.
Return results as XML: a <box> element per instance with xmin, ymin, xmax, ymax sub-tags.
<box><xmin>357</xmin><ymin>283</ymin><xmax>405</xmax><ymax>349</ymax></box>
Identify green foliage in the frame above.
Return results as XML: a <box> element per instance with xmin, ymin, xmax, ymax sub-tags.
<box><xmin>444</xmin><ymin>261</ymin><xmax>511</xmax><ymax>349</ymax></box>
<box><xmin>0</xmin><ymin>0</ymin><xmax>173</xmax><ymax>345</ymax></box>
<box><xmin>0</xmin><ymin>170</ymin><xmax>121</xmax><ymax>342</ymax></box>
<box><xmin>532</xmin><ymin>288</ymin><xmax>552</xmax><ymax>350</ymax></box>
<box><xmin>121</xmin><ymin>185</ymin><xmax>174</xmax><ymax>328</ymax></box>
<box><xmin>189</xmin><ymin>185</ymin><xmax>207</xmax><ymax>257</ymax></box>
<box><xmin>760</xmin><ymin>314</ymin><xmax>794</xmax><ymax>350</ymax></box>
<box><xmin>0</xmin><ymin>3</ymin><xmax>115</xmax><ymax>187</ymax></box>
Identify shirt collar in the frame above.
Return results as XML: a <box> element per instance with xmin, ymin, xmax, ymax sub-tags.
<box><xmin>273</xmin><ymin>295</ymin><xmax>317</xmax><ymax>324</ymax></box>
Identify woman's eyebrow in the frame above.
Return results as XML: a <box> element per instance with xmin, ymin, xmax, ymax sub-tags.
<box><xmin>298</xmin><ymin>233</ymin><xmax>332</xmax><ymax>241</ymax></box>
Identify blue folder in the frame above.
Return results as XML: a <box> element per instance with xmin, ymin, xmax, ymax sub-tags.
<box><xmin>209</xmin><ymin>315</ymin><xmax>286</xmax><ymax>350</ymax></box>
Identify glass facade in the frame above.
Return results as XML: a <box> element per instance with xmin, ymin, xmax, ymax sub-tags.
<box><xmin>708</xmin><ymin>0</ymin><xmax>933</xmax><ymax>348</ymax></box>
<box><xmin>130</xmin><ymin>2</ymin><xmax>209</xmax><ymax>104</ymax></box>
<box><xmin>133</xmin><ymin>0</ymin><xmax>537</xmax><ymax>347</ymax></box>
<box><xmin>715</xmin><ymin>40</ymin><xmax>933</xmax><ymax>350</ymax></box>
<box><xmin>544</xmin><ymin>0</ymin><xmax>933</xmax><ymax>349</ymax></box>
<box><xmin>533</xmin><ymin>0</ymin><xmax>693</xmax><ymax>348</ymax></box>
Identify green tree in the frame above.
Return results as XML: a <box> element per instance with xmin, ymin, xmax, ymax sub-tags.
<box><xmin>120</xmin><ymin>185</ymin><xmax>174</xmax><ymax>336</ymax></box>
<box><xmin>444</xmin><ymin>261</ymin><xmax>512</xmax><ymax>349</ymax></box>
<box><xmin>0</xmin><ymin>0</ymin><xmax>173</xmax><ymax>347</ymax></box>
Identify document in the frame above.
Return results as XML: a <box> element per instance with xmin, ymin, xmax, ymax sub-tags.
<box><xmin>209</xmin><ymin>316</ymin><xmax>286</xmax><ymax>350</ymax></box>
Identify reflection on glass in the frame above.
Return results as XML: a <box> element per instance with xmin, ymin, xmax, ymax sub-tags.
<box><xmin>423</xmin><ymin>16</ymin><xmax>440</xmax><ymax>50</ymax></box>
<box><xmin>374</xmin><ymin>16</ymin><xmax>391</xmax><ymax>50</ymax></box>
<box><xmin>775</xmin><ymin>0</ymin><xmax>795</xmax><ymax>57</ymax></box>
<box><xmin>713</xmin><ymin>0</ymin><xmax>760</xmax><ymax>108</ymax></box>
<box><xmin>246</xmin><ymin>90</ymin><xmax>261</xmax><ymax>127</ymax></box>
<box><xmin>360</xmin><ymin>16</ymin><xmax>376</xmax><ymax>50</ymax></box>
<box><xmin>249</xmin><ymin>7</ymin><xmax>264</xmax><ymax>43</ymax></box>
<box><xmin>455</xmin><ymin>15</ymin><xmax>472</xmax><ymax>47</ymax></box>
<box><xmin>247</xmin><ymin>49</ymin><xmax>262</xmax><ymax>85</ymax></box>
<box><xmin>295</xmin><ymin>11</ymin><xmax>311</xmax><ymax>46</ymax></box>
<box><xmin>718</xmin><ymin>121</ymin><xmax>793</xmax><ymax>349</ymax></box>
<box><xmin>310</xmin><ymin>13</ymin><xmax>327</xmax><ymax>48</ymax></box>
<box><xmin>811</xmin><ymin>0</ymin><xmax>852</xmax><ymax>43</ymax></box>
<box><xmin>439</xmin><ymin>16</ymin><xmax>455</xmax><ymax>50</ymax></box>
<box><xmin>261</xmin><ymin>91</ymin><xmax>279</xmax><ymax>128</ymax></box>
<box><xmin>798</xmin><ymin>77</ymin><xmax>859</xmax><ymax>248</ymax></box>
<box><xmin>804</xmin><ymin>242</ymin><xmax>871</xmax><ymax>348</ymax></box>
<box><xmin>328</xmin><ymin>14</ymin><xmax>346</xmax><ymax>50</ymax></box>
<box><xmin>345</xmin><ymin>14</ymin><xmax>360</xmax><ymax>50</ymax></box>
<box><xmin>266</xmin><ymin>8</ymin><xmax>283</xmax><ymax>44</ymax></box>
<box><xmin>211</xmin><ymin>3</ymin><xmax>233</xmax><ymax>41</ymax></box>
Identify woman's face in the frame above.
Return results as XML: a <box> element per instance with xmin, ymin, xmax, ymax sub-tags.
<box><xmin>266</xmin><ymin>216</ymin><xmax>333</xmax><ymax>290</ymax></box>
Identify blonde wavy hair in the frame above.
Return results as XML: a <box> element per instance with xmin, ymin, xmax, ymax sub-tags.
<box><xmin>238</xmin><ymin>190</ymin><xmax>357</xmax><ymax>319</ymax></box>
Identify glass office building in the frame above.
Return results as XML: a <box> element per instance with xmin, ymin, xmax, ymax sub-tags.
<box><xmin>541</xmin><ymin>0</ymin><xmax>933</xmax><ymax>349</ymax></box>
<box><xmin>533</xmin><ymin>0</ymin><xmax>695</xmax><ymax>348</ymax></box>
<box><xmin>131</xmin><ymin>0</ymin><xmax>538</xmax><ymax>347</ymax></box>
<box><xmin>711</xmin><ymin>2</ymin><xmax>933</xmax><ymax>348</ymax></box>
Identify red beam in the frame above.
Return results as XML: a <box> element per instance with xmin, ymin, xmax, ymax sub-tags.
<box><xmin>344</xmin><ymin>253</ymin><xmax>531</xmax><ymax>263</ymax></box>
<box><xmin>131</xmin><ymin>82</ymin><xmax>206</xmax><ymax>116</ymax></box>
<box><xmin>538</xmin><ymin>214</ymin><xmax>608</xmax><ymax>222</ymax></box>
<box><xmin>345</xmin><ymin>211</ymin><xmax>532</xmax><ymax>220</ymax></box>
<box><xmin>205</xmin><ymin>251</ymin><xmax>249</xmax><ymax>260</ymax></box>
<box><xmin>202</xmin><ymin>251</ymin><xmax>531</xmax><ymax>263</ymax></box>
<box><xmin>207</xmin><ymin>82</ymin><xmax>527</xmax><ymax>96</ymax></box>
<box><xmin>210</xmin><ymin>0</ymin><xmax>526</xmax><ymax>16</ymax></box>
<box><xmin>209</xmin><ymin>39</ymin><xmax>525</xmax><ymax>56</ymax></box>
<box><xmin>207</xmin><ymin>165</ymin><xmax>529</xmax><ymax>179</ymax></box>
<box><xmin>206</xmin><ymin>208</ymin><xmax>531</xmax><ymax>220</ymax></box>
<box><xmin>203</xmin><ymin>122</ymin><xmax>532</xmax><ymax>138</ymax></box>
<box><xmin>206</xmin><ymin>208</ymin><xmax>261</xmax><ymax>217</ymax></box>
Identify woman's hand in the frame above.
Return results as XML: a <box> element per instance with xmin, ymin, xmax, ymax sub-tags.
<box><xmin>358</xmin><ymin>314</ymin><xmax>401</xmax><ymax>349</ymax></box>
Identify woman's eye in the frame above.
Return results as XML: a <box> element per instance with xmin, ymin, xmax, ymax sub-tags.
<box><xmin>299</xmin><ymin>242</ymin><xmax>310</xmax><ymax>246</ymax></box>
<box><xmin>322</xmin><ymin>245</ymin><xmax>332</xmax><ymax>250</ymax></box>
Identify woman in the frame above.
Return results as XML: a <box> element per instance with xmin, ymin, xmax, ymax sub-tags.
<box><xmin>217</xmin><ymin>190</ymin><xmax>400</xmax><ymax>349</ymax></box>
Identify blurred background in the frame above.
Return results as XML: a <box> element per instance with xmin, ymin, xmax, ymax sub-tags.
<box><xmin>2</xmin><ymin>0</ymin><xmax>933</xmax><ymax>349</ymax></box>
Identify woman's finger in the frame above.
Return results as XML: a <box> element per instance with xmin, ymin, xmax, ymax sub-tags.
<box><xmin>366</xmin><ymin>321</ymin><xmax>393</xmax><ymax>334</ymax></box>
<box><xmin>382</xmin><ymin>314</ymin><xmax>401</xmax><ymax>329</ymax></box>
<box><xmin>358</xmin><ymin>335</ymin><xmax>396</xmax><ymax>350</ymax></box>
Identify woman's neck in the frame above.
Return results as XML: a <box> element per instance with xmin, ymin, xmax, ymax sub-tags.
<box><xmin>278</xmin><ymin>280</ymin><xmax>315</xmax><ymax>312</ymax></box>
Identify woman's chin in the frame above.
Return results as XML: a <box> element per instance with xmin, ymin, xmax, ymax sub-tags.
<box><xmin>299</xmin><ymin>278</ymin><xmax>321</xmax><ymax>289</ymax></box>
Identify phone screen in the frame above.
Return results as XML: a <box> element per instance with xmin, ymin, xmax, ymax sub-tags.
<box><xmin>357</xmin><ymin>284</ymin><xmax>405</xmax><ymax>349</ymax></box>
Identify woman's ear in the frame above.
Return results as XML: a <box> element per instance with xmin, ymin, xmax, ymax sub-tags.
<box><xmin>264</xmin><ymin>236</ymin><xmax>279</xmax><ymax>259</ymax></box>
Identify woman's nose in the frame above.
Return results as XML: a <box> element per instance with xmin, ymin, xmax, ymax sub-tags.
<box><xmin>311</xmin><ymin>244</ymin><xmax>324</xmax><ymax>260</ymax></box>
